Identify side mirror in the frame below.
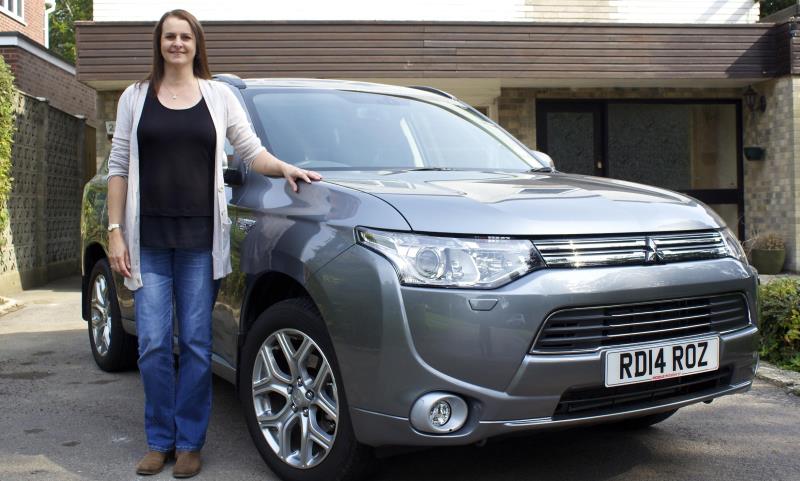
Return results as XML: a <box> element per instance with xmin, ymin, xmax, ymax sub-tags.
<box><xmin>223</xmin><ymin>167</ymin><xmax>245</xmax><ymax>186</ymax></box>
<box><xmin>529</xmin><ymin>150</ymin><xmax>555</xmax><ymax>170</ymax></box>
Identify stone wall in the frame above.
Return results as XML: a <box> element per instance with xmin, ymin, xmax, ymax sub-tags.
<box><xmin>743</xmin><ymin>77</ymin><xmax>797</xmax><ymax>271</ymax></box>
<box><xmin>0</xmin><ymin>94</ymin><xmax>87</xmax><ymax>294</ymax></box>
<box><xmin>95</xmin><ymin>90</ymin><xmax>121</xmax><ymax>168</ymax></box>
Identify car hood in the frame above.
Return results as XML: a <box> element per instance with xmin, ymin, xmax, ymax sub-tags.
<box><xmin>323</xmin><ymin>170</ymin><xmax>725</xmax><ymax>236</ymax></box>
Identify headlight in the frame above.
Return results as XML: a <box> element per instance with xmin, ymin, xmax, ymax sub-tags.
<box><xmin>356</xmin><ymin>227</ymin><xmax>544</xmax><ymax>289</ymax></box>
<box><xmin>720</xmin><ymin>227</ymin><xmax>748</xmax><ymax>264</ymax></box>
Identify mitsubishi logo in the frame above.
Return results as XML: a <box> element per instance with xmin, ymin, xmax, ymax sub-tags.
<box><xmin>644</xmin><ymin>237</ymin><xmax>664</xmax><ymax>264</ymax></box>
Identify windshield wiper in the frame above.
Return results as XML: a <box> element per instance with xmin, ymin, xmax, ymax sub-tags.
<box><xmin>386</xmin><ymin>167</ymin><xmax>455</xmax><ymax>173</ymax></box>
<box><xmin>529</xmin><ymin>166</ymin><xmax>554</xmax><ymax>173</ymax></box>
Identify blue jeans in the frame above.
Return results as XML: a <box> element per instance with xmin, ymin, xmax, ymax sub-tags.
<box><xmin>134</xmin><ymin>247</ymin><xmax>218</xmax><ymax>453</ymax></box>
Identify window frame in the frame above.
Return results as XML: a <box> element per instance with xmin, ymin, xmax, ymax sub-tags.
<box><xmin>0</xmin><ymin>0</ymin><xmax>25</xmax><ymax>23</ymax></box>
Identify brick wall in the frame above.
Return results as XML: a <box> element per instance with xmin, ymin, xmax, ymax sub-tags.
<box><xmin>0</xmin><ymin>46</ymin><xmax>97</xmax><ymax>126</ymax></box>
<box><xmin>0</xmin><ymin>1</ymin><xmax>45</xmax><ymax>45</ymax></box>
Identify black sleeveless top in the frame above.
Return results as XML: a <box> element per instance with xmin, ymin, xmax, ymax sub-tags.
<box><xmin>137</xmin><ymin>89</ymin><xmax>216</xmax><ymax>249</ymax></box>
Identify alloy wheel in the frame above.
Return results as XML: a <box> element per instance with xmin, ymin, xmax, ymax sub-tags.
<box><xmin>90</xmin><ymin>273</ymin><xmax>111</xmax><ymax>357</ymax></box>
<box><xmin>251</xmin><ymin>328</ymin><xmax>339</xmax><ymax>469</ymax></box>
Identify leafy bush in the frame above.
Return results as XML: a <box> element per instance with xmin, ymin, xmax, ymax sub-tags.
<box><xmin>760</xmin><ymin>0</ymin><xmax>797</xmax><ymax>18</ymax></box>
<box><xmin>758</xmin><ymin>278</ymin><xmax>800</xmax><ymax>371</ymax></box>
<box><xmin>0</xmin><ymin>56</ymin><xmax>15</xmax><ymax>244</ymax></box>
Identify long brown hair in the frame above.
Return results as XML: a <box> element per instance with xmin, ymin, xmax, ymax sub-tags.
<box><xmin>143</xmin><ymin>9</ymin><xmax>212</xmax><ymax>93</ymax></box>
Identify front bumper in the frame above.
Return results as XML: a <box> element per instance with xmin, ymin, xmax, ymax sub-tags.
<box><xmin>311</xmin><ymin>246</ymin><xmax>759</xmax><ymax>447</ymax></box>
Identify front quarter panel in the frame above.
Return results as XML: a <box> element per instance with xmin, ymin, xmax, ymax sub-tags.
<box><xmin>220</xmin><ymin>170</ymin><xmax>410</xmax><ymax>367</ymax></box>
<box><xmin>233</xmin><ymin>170</ymin><xmax>410</xmax><ymax>283</ymax></box>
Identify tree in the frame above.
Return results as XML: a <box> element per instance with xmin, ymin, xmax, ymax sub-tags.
<box><xmin>48</xmin><ymin>0</ymin><xmax>92</xmax><ymax>64</ymax></box>
<box><xmin>760</xmin><ymin>0</ymin><xmax>797</xmax><ymax>18</ymax></box>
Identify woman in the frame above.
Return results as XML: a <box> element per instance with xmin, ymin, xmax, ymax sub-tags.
<box><xmin>106</xmin><ymin>9</ymin><xmax>321</xmax><ymax>478</ymax></box>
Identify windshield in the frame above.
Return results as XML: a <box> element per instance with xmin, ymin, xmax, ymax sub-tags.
<box><xmin>243</xmin><ymin>88</ymin><xmax>541</xmax><ymax>171</ymax></box>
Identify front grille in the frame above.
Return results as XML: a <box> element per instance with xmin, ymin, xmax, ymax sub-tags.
<box><xmin>533</xmin><ymin>231</ymin><xmax>727</xmax><ymax>268</ymax></box>
<box><xmin>553</xmin><ymin>366</ymin><xmax>733</xmax><ymax>418</ymax></box>
<box><xmin>532</xmin><ymin>293</ymin><xmax>750</xmax><ymax>354</ymax></box>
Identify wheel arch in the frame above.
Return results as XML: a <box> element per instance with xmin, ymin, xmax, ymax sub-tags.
<box><xmin>237</xmin><ymin>270</ymin><xmax>326</xmax><ymax>387</ymax></box>
<box><xmin>240</xmin><ymin>271</ymin><xmax>314</xmax><ymax>336</ymax></box>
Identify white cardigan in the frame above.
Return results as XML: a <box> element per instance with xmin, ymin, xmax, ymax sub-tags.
<box><xmin>107</xmin><ymin>79</ymin><xmax>266</xmax><ymax>291</ymax></box>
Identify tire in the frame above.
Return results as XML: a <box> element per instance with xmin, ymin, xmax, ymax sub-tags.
<box><xmin>614</xmin><ymin>409</ymin><xmax>678</xmax><ymax>429</ymax></box>
<box><xmin>239</xmin><ymin>298</ymin><xmax>373</xmax><ymax>481</ymax></box>
<box><xmin>87</xmin><ymin>258</ymin><xmax>138</xmax><ymax>372</ymax></box>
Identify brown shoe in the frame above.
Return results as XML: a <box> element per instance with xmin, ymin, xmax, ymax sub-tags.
<box><xmin>136</xmin><ymin>450</ymin><xmax>171</xmax><ymax>475</ymax></box>
<box><xmin>173</xmin><ymin>451</ymin><xmax>202</xmax><ymax>478</ymax></box>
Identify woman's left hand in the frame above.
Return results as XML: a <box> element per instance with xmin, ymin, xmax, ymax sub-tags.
<box><xmin>281</xmin><ymin>163</ymin><xmax>323</xmax><ymax>193</ymax></box>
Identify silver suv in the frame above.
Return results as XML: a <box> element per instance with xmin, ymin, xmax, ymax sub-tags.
<box><xmin>81</xmin><ymin>76</ymin><xmax>759</xmax><ymax>481</ymax></box>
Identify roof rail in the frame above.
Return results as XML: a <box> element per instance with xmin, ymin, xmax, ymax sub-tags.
<box><xmin>408</xmin><ymin>85</ymin><xmax>456</xmax><ymax>100</ymax></box>
<box><xmin>213</xmin><ymin>74</ymin><xmax>246</xmax><ymax>89</ymax></box>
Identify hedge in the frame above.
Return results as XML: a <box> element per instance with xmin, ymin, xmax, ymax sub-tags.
<box><xmin>0</xmin><ymin>56</ymin><xmax>14</xmax><ymax>245</ymax></box>
<box><xmin>758</xmin><ymin>278</ymin><xmax>800</xmax><ymax>371</ymax></box>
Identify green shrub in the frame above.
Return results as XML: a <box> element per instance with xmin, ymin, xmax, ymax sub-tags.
<box><xmin>760</xmin><ymin>0</ymin><xmax>797</xmax><ymax>19</ymax></box>
<box><xmin>0</xmin><ymin>56</ymin><xmax>15</xmax><ymax>244</ymax></box>
<box><xmin>758</xmin><ymin>278</ymin><xmax>800</xmax><ymax>371</ymax></box>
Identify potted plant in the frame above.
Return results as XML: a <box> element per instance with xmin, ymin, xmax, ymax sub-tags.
<box><xmin>749</xmin><ymin>232</ymin><xmax>786</xmax><ymax>275</ymax></box>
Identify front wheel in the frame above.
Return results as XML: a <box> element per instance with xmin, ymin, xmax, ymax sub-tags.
<box><xmin>87</xmin><ymin>258</ymin><xmax>137</xmax><ymax>371</ymax></box>
<box><xmin>239</xmin><ymin>298</ymin><xmax>373</xmax><ymax>481</ymax></box>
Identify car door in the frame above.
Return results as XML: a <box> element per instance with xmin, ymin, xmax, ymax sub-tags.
<box><xmin>210</xmin><ymin>140</ymin><xmax>247</xmax><ymax>375</ymax></box>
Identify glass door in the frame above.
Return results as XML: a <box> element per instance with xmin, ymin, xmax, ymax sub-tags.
<box><xmin>536</xmin><ymin>102</ymin><xmax>604</xmax><ymax>177</ymax></box>
<box><xmin>536</xmin><ymin>99</ymin><xmax>743</xmax><ymax>237</ymax></box>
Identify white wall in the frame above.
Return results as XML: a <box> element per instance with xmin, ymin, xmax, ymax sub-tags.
<box><xmin>92</xmin><ymin>0</ymin><xmax>525</xmax><ymax>22</ymax></box>
<box><xmin>523</xmin><ymin>0</ymin><xmax>759</xmax><ymax>23</ymax></box>
<box><xmin>93</xmin><ymin>0</ymin><xmax>760</xmax><ymax>23</ymax></box>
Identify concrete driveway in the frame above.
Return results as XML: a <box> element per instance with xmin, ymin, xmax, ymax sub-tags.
<box><xmin>1</xmin><ymin>277</ymin><xmax>799</xmax><ymax>481</ymax></box>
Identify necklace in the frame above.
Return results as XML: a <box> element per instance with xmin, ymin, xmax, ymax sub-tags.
<box><xmin>162</xmin><ymin>84</ymin><xmax>178</xmax><ymax>100</ymax></box>
<box><xmin>161</xmin><ymin>78</ymin><xmax>197</xmax><ymax>101</ymax></box>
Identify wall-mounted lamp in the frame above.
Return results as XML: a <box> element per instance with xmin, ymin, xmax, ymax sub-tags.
<box><xmin>743</xmin><ymin>86</ymin><xmax>767</xmax><ymax>113</ymax></box>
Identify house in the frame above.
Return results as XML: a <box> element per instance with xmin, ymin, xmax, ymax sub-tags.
<box><xmin>0</xmin><ymin>0</ymin><xmax>95</xmax><ymax>124</ymax></box>
<box><xmin>76</xmin><ymin>0</ymin><xmax>799</xmax><ymax>271</ymax></box>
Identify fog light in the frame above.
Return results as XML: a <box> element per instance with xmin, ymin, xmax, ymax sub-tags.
<box><xmin>429</xmin><ymin>400</ymin><xmax>451</xmax><ymax>427</ymax></box>
<box><xmin>410</xmin><ymin>392</ymin><xmax>468</xmax><ymax>434</ymax></box>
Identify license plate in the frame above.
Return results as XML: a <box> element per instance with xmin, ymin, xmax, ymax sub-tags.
<box><xmin>604</xmin><ymin>337</ymin><xmax>719</xmax><ymax>387</ymax></box>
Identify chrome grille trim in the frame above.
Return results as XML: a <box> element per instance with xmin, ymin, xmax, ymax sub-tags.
<box><xmin>533</xmin><ymin>231</ymin><xmax>727</xmax><ymax>268</ymax></box>
<box><xmin>531</xmin><ymin>293</ymin><xmax>751</xmax><ymax>355</ymax></box>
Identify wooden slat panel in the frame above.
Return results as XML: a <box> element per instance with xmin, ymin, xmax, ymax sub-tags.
<box><xmin>424</xmin><ymin>40</ymin><xmax>774</xmax><ymax>50</ymax></box>
<box><xmin>76</xmin><ymin>20</ymin><xmax>784</xmax><ymax>83</ymax></box>
<box><xmin>77</xmin><ymin>55</ymin><xmax>769</xmax><ymax>67</ymax></box>
<box><xmin>421</xmin><ymin>24</ymin><xmax>772</xmax><ymax>35</ymax></box>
